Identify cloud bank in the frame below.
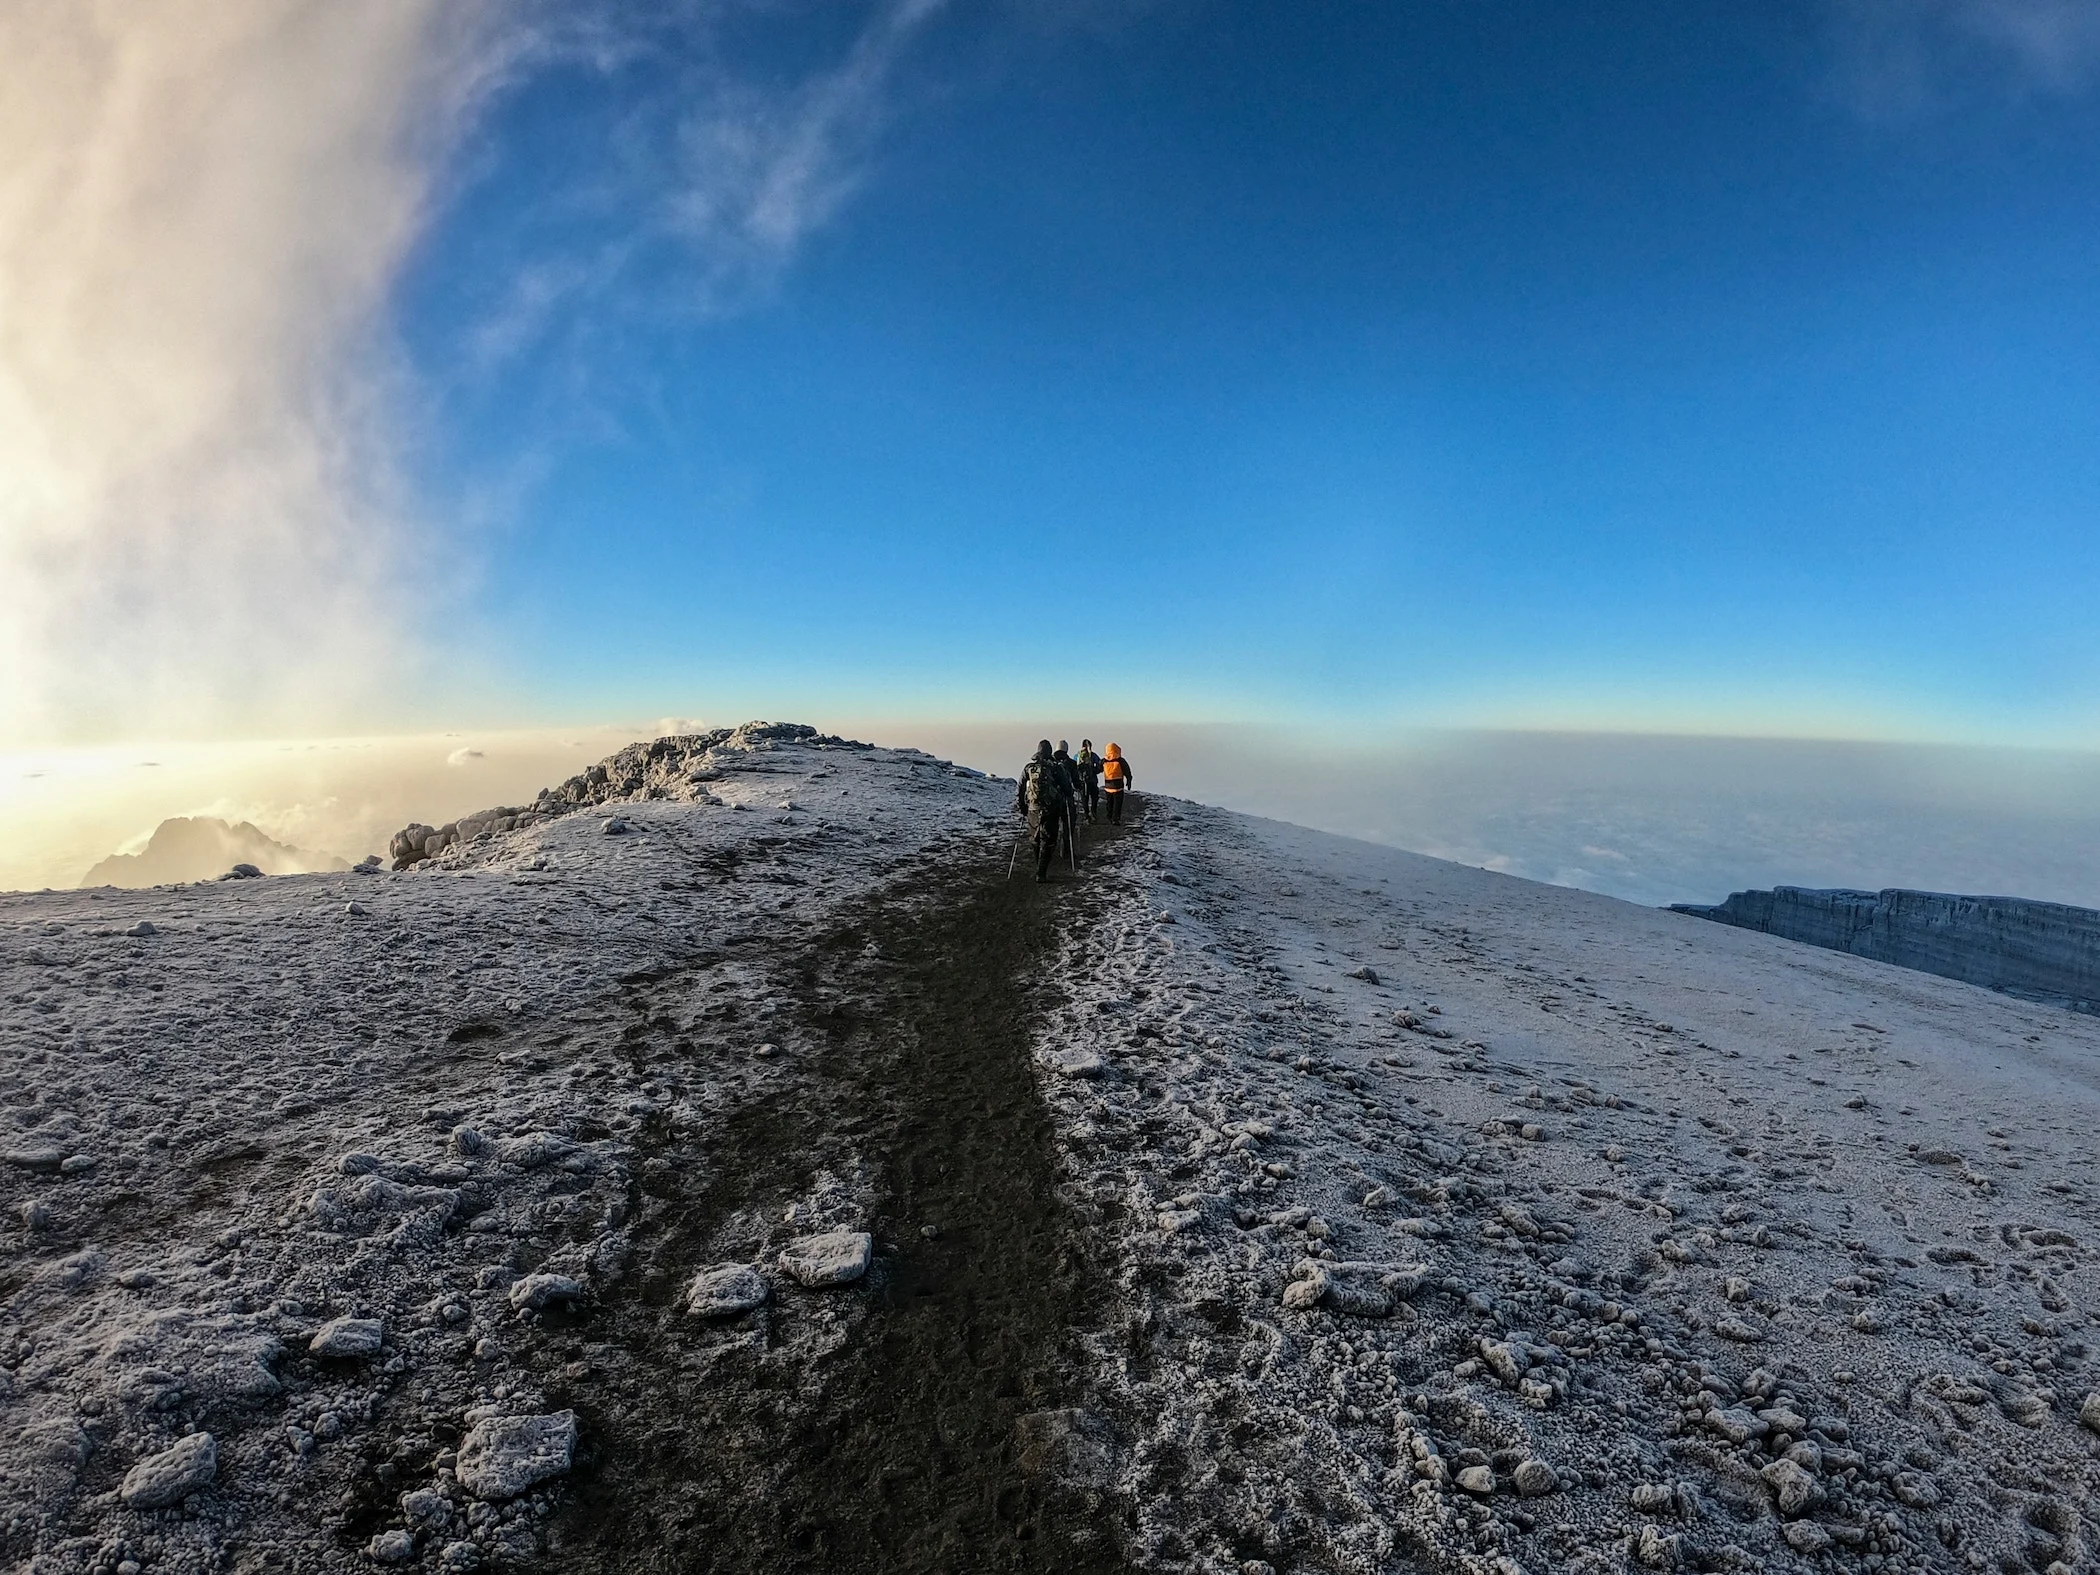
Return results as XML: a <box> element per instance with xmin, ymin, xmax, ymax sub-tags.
<box><xmin>0</xmin><ymin>1</ymin><xmax>520</xmax><ymax>744</ymax></box>
<box><xmin>0</xmin><ymin>2</ymin><xmax>957</xmax><ymax>747</ymax></box>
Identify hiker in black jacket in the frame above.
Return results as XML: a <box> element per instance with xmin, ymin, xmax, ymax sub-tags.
<box><xmin>1075</xmin><ymin>740</ymin><xmax>1104</xmax><ymax>822</ymax></box>
<box><xmin>1017</xmin><ymin>740</ymin><xmax>1073</xmax><ymax>882</ymax></box>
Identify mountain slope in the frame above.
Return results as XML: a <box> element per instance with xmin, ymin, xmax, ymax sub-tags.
<box><xmin>5</xmin><ymin>724</ymin><xmax>2099</xmax><ymax>1575</ymax></box>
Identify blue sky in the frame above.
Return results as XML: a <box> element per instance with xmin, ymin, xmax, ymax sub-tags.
<box><xmin>9</xmin><ymin>1</ymin><xmax>2100</xmax><ymax>745</ymax></box>
<box><xmin>388</xmin><ymin>0</ymin><xmax>2100</xmax><ymax>739</ymax></box>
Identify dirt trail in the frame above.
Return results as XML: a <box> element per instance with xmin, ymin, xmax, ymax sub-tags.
<box><xmin>541</xmin><ymin>808</ymin><xmax>1142</xmax><ymax>1574</ymax></box>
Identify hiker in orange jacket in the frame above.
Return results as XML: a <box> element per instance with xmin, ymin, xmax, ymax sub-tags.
<box><xmin>1101</xmin><ymin>742</ymin><xmax>1134</xmax><ymax>824</ymax></box>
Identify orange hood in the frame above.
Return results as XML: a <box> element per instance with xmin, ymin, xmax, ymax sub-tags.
<box><xmin>1105</xmin><ymin>743</ymin><xmax>1122</xmax><ymax>759</ymax></box>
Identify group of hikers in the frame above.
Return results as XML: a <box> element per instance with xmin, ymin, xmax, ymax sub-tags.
<box><xmin>1015</xmin><ymin>738</ymin><xmax>1134</xmax><ymax>881</ymax></box>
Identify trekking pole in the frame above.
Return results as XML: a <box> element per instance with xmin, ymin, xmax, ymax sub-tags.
<box><xmin>1007</xmin><ymin>831</ymin><xmax>1022</xmax><ymax>881</ymax></box>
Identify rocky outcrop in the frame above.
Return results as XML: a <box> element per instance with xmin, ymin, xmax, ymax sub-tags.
<box><xmin>387</xmin><ymin>722</ymin><xmax>863</xmax><ymax>869</ymax></box>
<box><xmin>1671</xmin><ymin>886</ymin><xmax>2100</xmax><ymax>1009</ymax></box>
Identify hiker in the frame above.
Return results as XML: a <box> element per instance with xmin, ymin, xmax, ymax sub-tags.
<box><xmin>1101</xmin><ymin>742</ymin><xmax>1134</xmax><ymax>824</ymax></box>
<box><xmin>1016</xmin><ymin>739</ymin><xmax>1073</xmax><ymax>882</ymax></box>
<box><xmin>1075</xmin><ymin>739</ymin><xmax>1104</xmax><ymax>822</ymax></box>
<box><xmin>1051</xmin><ymin>741</ymin><xmax>1085</xmax><ymax>861</ymax></box>
<box><xmin>1053</xmin><ymin>740</ymin><xmax>1081</xmax><ymax>799</ymax></box>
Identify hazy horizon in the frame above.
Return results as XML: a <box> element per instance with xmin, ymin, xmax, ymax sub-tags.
<box><xmin>14</xmin><ymin>720</ymin><xmax>2100</xmax><ymax>914</ymax></box>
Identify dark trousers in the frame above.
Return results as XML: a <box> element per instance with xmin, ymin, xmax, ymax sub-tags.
<box><xmin>1083</xmin><ymin>781</ymin><xmax>1100</xmax><ymax>819</ymax></box>
<box><xmin>1032</xmin><ymin>805</ymin><xmax>1068</xmax><ymax>878</ymax></box>
<box><xmin>1105</xmin><ymin>789</ymin><xmax>1125</xmax><ymax>824</ymax></box>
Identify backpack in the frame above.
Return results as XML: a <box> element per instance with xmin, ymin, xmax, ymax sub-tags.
<box><xmin>1024</xmin><ymin>759</ymin><xmax>1065</xmax><ymax>813</ymax></box>
<box><xmin>1103</xmin><ymin>756</ymin><xmax>1128</xmax><ymax>787</ymax></box>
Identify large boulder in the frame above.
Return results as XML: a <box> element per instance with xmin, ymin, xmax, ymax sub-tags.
<box><xmin>456</xmin><ymin>1411</ymin><xmax>577</xmax><ymax>1501</ymax></box>
<box><xmin>120</xmin><ymin>1432</ymin><xmax>217</xmax><ymax>1508</ymax></box>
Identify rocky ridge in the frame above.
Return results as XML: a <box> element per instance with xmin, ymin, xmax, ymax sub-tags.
<box><xmin>1671</xmin><ymin>886</ymin><xmax>2100</xmax><ymax>1012</ymax></box>
<box><xmin>385</xmin><ymin>722</ymin><xmax>893</xmax><ymax>871</ymax></box>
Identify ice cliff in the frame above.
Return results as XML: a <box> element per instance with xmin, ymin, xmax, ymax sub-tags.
<box><xmin>1671</xmin><ymin>885</ymin><xmax>2100</xmax><ymax>1009</ymax></box>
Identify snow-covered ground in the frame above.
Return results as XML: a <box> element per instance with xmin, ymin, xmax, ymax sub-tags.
<box><xmin>6</xmin><ymin>726</ymin><xmax>2100</xmax><ymax>1575</ymax></box>
<box><xmin>0</xmin><ymin>725</ymin><xmax>1017</xmax><ymax>1575</ymax></box>
<box><xmin>1050</xmin><ymin>804</ymin><xmax>2100</xmax><ymax>1575</ymax></box>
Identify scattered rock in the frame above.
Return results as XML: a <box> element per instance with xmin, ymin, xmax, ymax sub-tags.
<box><xmin>496</xmin><ymin>1131</ymin><xmax>575</xmax><ymax>1170</ymax></box>
<box><xmin>1760</xmin><ymin>1457</ymin><xmax>1819</xmax><ymax>1516</ymax></box>
<box><xmin>1512</xmin><ymin>1458</ymin><xmax>1559</xmax><ymax>1497</ymax></box>
<box><xmin>1282</xmin><ymin>1259</ymin><xmax>1431</xmax><ymax>1318</ymax></box>
<box><xmin>401</xmin><ymin>1489</ymin><xmax>451</xmax><ymax>1527</ymax></box>
<box><xmin>456</xmin><ymin>1411</ymin><xmax>578</xmax><ymax>1501</ymax></box>
<box><xmin>54</xmin><ymin>1247</ymin><xmax>104</xmax><ymax>1289</ymax></box>
<box><xmin>368</xmin><ymin>1530</ymin><xmax>416</xmax><ymax>1564</ymax></box>
<box><xmin>780</xmin><ymin>1231</ymin><xmax>873</xmax><ymax>1288</ymax></box>
<box><xmin>1456</xmin><ymin>1464</ymin><xmax>1495</xmax><ymax>1494</ymax></box>
<box><xmin>310</xmin><ymin>1317</ymin><xmax>385</xmax><ymax>1358</ymax></box>
<box><xmin>1782</xmin><ymin>1521</ymin><xmax>1833</xmax><ymax>1554</ymax></box>
<box><xmin>1043</xmin><ymin>1048</ymin><xmax>1104</xmax><ymax>1078</ymax></box>
<box><xmin>1345</xmin><ymin>966</ymin><xmax>1381</xmax><ymax>984</ymax></box>
<box><xmin>1704</xmin><ymin>1407</ymin><xmax>1768</xmax><ymax>1445</ymax></box>
<box><xmin>2079</xmin><ymin>1391</ymin><xmax>2100</xmax><ymax>1433</ymax></box>
<box><xmin>508</xmin><ymin>1274</ymin><xmax>586</xmax><ymax>1314</ymax></box>
<box><xmin>120</xmin><ymin>1432</ymin><xmax>217</xmax><ymax>1508</ymax></box>
<box><xmin>685</xmin><ymin>1264</ymin><xmax>769</xmax><ymax>1318</ymax></box>
<box><xmin>126</xmin><ymin>920</ymin><xmax>159</xmax><ymax>937</ymax></box>
<box><xmin>1634</xmin><ymin>1524</ymin><xmax>1682</xmax><ymax>1569</ymax></box>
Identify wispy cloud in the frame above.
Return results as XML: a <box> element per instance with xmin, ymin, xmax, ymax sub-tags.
<box><xmin>0</xmin><ymin>1</ymin><xmax>524</xmax><ymax>744</ymax></box>
<box><xmin>1828</xmin><ymin>0</ymin><xmax>2100</xmax><ymax>118</ymax></box>
<box><xmin>667</xmin><ymin>0</ymin><xmax>950</xmax><ymax>302</ymax></box>
<box><xmin>462</xmin><ymin>0</ymin><xmax>953</xmax><ymax>367</ymax></box>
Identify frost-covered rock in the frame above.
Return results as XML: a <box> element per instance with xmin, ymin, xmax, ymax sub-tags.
<box><xmin>1281</xmin><ymin>1259</ymin><xmax>1431</xmax><ymax>1318</ymax></box>
<box><xmin>456</xmin><ymin>1411</ymin><xmax>578</xmax><ymax>1501</ymax></box>
<box><xmin>495</xmin><ymin>1131</ymin><xmax>575</xmax><ymax>1170</ymax></box>
<box><xmin>1760</xmin><ymin>1457</ymin><xmax>1819</xmax><ymax>1516</ymax></box>
<box><xmin>310</xmin><ymin>1317</ymin><xmax>385</xmax><ymax>1358</ymax></box>
<box><xmin>368</xmin><ymin>1529</ymin><xmax>416</xmax><ymax>1563</ymax></box>
<box><xmin>685</xmin><ymin>1264</ymin><xmax>769</xmax><ymax>1317</ymax></box>
<box><xmin>508</xmin><ymin>1273</ymin><xmax>585</xmax><ymax>1313</ymax></box>
<box><xmin>1042</xmin><ymin>1048</ymin><xmax>1104</xmax><ymax>1078</ymax></box>
<box><xmin>120</xmin><ymin>1432</ymin><xmax>217</xmax><ymax>1508</ymax></box>
<box><xmin>780</xmin><ymin>1230</ymin><xmax>872</xmax><ymax>1287</ymax></box>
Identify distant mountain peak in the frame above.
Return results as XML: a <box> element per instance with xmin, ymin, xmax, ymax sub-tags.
<box><xmin>82</xmin><ymin>816</ymin><xmax>351</xmax><ymax>889</ymax></box>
